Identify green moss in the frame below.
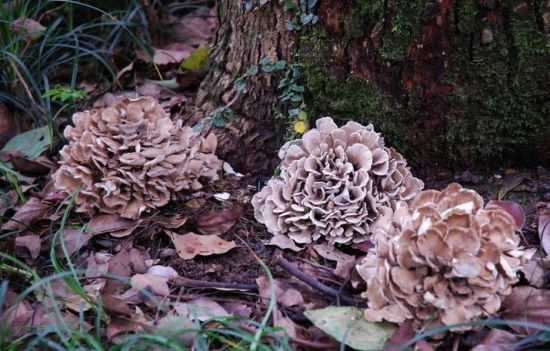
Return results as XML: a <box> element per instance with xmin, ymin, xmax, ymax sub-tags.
<box><xmin>296</xmin><ymin>27</ymin><xmax>410</xmax><ymax>152</ymax></box>
<box><xmin>379</xmin><ymin>0</ymin><xmax>426</xmax><ymax>61</ymax></box>
<box><xmin>295</xmin><ymin>0</ymin><xmax>549</xmax><ymax>168</ymax></box>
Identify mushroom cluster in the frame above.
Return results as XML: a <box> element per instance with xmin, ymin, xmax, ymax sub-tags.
<box><xmin>252</xmin><ymin>117</ymin><xmax>423</xmax><ymax>245</ymax></box>
<box><xmin>54</xmin><ymin>97</ymin><xmax>223</xmax><ymax>219</ymax></box>
<box><xmin>356</xmin><ymin>183</ymin><xmax>528</xmax><ymax>330</ymax></box>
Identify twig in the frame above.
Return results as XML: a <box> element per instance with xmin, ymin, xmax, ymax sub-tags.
<box><xmin>274</xmin><ymin>254</ymin><xmax>366</xmax><ymax>307</ymax></box>
<box><xmin>235</xmin><ymin>321</ymin><xmax>336</xmax><ymax>350</ymax></box>
<box><xmin>170</xmin><ymin>276</ymin><xmax>258</xmax><ymax>291</ymax></box>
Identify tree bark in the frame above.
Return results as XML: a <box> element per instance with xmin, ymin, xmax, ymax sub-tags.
<box><xmin>190</xmin><ymin>1</ymin><xmax>292</xmax><ymax>174</ymax></box>
<box><xmin>194</xmin><ymin>0</ymin><xmax>549</xmax><ymax>174</ymax></box>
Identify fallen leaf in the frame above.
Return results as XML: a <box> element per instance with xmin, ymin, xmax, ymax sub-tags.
<box><xmin>174</xmin><ymin>298</ymin><xmax>229</xmax><ymax>321</ymax></box>
<box><xmin>222</xmin><ymin>302</ymin><xmax>252</xmax><ymax>318</ymax></box>
<box><xmin>487</xmin><ymin>200</ymin><xmax>525</xmax><ymax>228</ymax></box>
<box><xmin>196</xmin><ymin>208</ymin><xmax>242</xmax><ymax>235</ymax></box>
<box><xmin>1</xmin><ymin>126</ymin><xmax>51</xmax><ymax>160</ymax></box>
<box><xmin>256</xmin><ymin>276</ymin><xmax>285</xmax><ymax>305</ymax></box>
<box><xmin>150</xmin><ymin>214</ymin><xmax>187</xmax><ymax>229</ymax></box>
<box><xmin>384</xmin><ymin>320</ymin><xmax>415</xmax><ymax>351</ymax></box>
<box><xmin>266</xmin><ymin>235</ymin><xmax>303</xmax><ymax>252</ymax></box>
<box><xmin>502</xmin><ymin>286</ymin><xmax>550</xmax><ymax>334</ymax></box>
<box><xmin>521</xmin><ymin>256</ymin><xmax>549</xmax><ymax>288</ymax></box>
<box><xmin>9</xmin><ymin>151</ymin><xmax>51</xmax><ymax>175</ymax></box>
<box><xmin>313</xmin><ymin>243</ymin><xmax>355</xmax><ymax>262</ymax></box>
<box><xmin>352</xmin><ymin>240</ymin><xmax>375</xmax><ymax>253</ymax></box>
<box><xmin>153</xmin><ymin>314</ymin><xmax>195</xmax><ymax>347</ymax></box>
<box><xmin>279</xmin><ymin>288</ymin><xmax>304</xmax><ymax>308</ymax></box>
<box><xmin>2</xmin><ymin>197</ymin><xmax>49</xmax><ymax>231</ymax></box>
<box><xmin>538</xmin><ymin>207</ymin><xmax>550</xmax><ymax>254</ymax></box>
<box><xmin>131</xmin><ymin>273</ymin><xmax>170</xmax><ymax>296</ymax></box>
<box><xmin>305</xmin><ymin>306</ymin><xmax>396</xmax><ymax>351</ymax></box>
<box><xmin>103</xmin><ymin>247</ymin><xmax>134</xmax><ymax>294</ymax></box>
<box><xmin>147</xmin><ymin>265</ymin><xmax>179</xmax><ymax>278</ymax></box>
<box><xmin>107</xmin><ymin>308</ymin><xmax>147</xmax><ymax>341</ymax></box>
<box><xmin>186</xmin><ymin>198</ymin><xmax>206</xmax><ymax>209</ymax></box>
<box><xmin>137</xmin><ymin>42</ymin><xmax>194</xmax><ymax>65</ymax></box>
<box><xmin>167</xmin><ymin>231</ymin><xmax>236</xmax><ymax>259</ymax></box>
<box><xmin>15</xmin><ymin>234</ymin><xmax>41</xmax><ymax>259</ymax></box>
<box><xmin>56</xmin><ymin>228</ymin><xmax>93</xmax><ymax>256</ymax></box>
<box><xmin>0</xmin><ymin>190</ymin><xmax>17</xmax><ymax>216</ymax></box>
<box><xmin>87</xmin><ymin>214</ymin><xmax>140</xmax><ymax>237</ymax></box>
<box><xmin>470</xmin><ymin>329</ymin><xmax>518</xmax><ymax>351</ymax></box>
<box><xmin>273</xmin><ymin>309</ymin><xmax>297</xmax><ymax>338</ymax></box>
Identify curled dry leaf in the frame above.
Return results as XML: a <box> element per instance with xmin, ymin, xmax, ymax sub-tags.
<box><xmin>174</xmin><ymin>298</ymin><xmax>229</xmax><ymax>321</ymax></box>
<box><xmin>146</xmin><ymin>265</ymin><xmax>179</xmax><ymax>278</ymax></box>
<box><xmin>2</xmin><ymin>197</ymin><xmax>49</xmax><ymax>231</ymax></box>
<box><xmin>196</xmin><ymin>208</ymin><xmax>242</xmax><ymax>235</ymax></box>
<box><xmin>153</xmin><ymin>314</ymin><xmax>195</xmax><ymax>347</ymax></box>
<box><xmin>15</xmin><ymin>234</ymin><xmax>41</xmax><ymax>259</ymax></box>
<box><xmin>266</xmin><ymin>235</ymin><xmax>303</xmax><ymax>252</ymax></box>
<box><xmin>538</xmin><ymin>206</ymin><xmax>550</xmax><ymax>254</ymax></box>
<box><xmin>87</xmin><ymin>214</ymin><xmax>140</xmax><ymax>237</ymax></box>
<box><xmin>487</xmin><ymin>200</ymin><xmax>525</xmax><ymax>229</ymax></box>
<box><xmin>383</xmin><ymin>320</ymin><xmax>415</xmax><ymax>351</ymax></box>
<box><xmin>470</xmin><ymin>329</ymin><xmax>518</xmax><ymax>351</ymax></box>
<box><xmin>314</xmin><ymin>243</ymin><xmax>356</xmax><ymax>280</ymax></box>
<box><xmin>131</xmin><ymin>273</ymin><xmax>171</xmax><ymax>296</ymax></box>
<box><xmin>521</xmin><ymin>255</ymin><xmax>549</xmax><ymax>288</ymax></box>
<box><xmin>57</xmin><ymin>228</ymin><xmax>93</xmax><ymax>256</ymax></box>
<box><xmin>167</xmin><ymin>231</ymin><xmax>236</xmax><ymax>260</ymax></box>
<box><xmin>502</xmin><ymin>286</ymin><xmax>550</xmax><ymax>334</ymax></box>
<box><xmin>103</xmin><ymin>247</ymin><xmax>150</xmax><ymax>294</ymax></box>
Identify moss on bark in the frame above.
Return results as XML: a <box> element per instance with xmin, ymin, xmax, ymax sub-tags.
<box><xmin>296</xmin><ymin>0</ymin><xmax>549</xmax><ymax>169</ymax></box>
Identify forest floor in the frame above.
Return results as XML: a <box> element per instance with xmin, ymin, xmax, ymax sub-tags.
<box><xmin>1</xmin><ymin>1</ymin><xmax>549</xmax><ymax>350</ymax></box>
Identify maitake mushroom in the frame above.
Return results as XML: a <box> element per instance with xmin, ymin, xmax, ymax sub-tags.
<box><xmin>54</xmin><ymin>97</ymin><xmax>223</xmax><ymax>219</ymax></box>
<box><xmin>357</xmin><ymin>183</ymin><xmax>529</xmax><ymax>330</ymax></box>
<box><xmin>252</xmin><ymin>117</ymin><xmax>423</xmax><ymax>245</ymax></box>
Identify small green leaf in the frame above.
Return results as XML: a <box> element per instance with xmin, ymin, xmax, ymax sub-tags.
<box><xmin>283</xmin><ymin>1</ymin><xmax>298</xmax><ymax>11</ymax></box>
<box><xmin>179</xmin><ymin>46</ymin><xmax>209</xmax><ymax>72</ymax></box>
<box><xmin>212</xmin><ymin>115</ymin><xmax>226</xmax><ymax>127</ymax></box>
<box><xmin>2</xmin><ymin>126</ymin><xmax>52</xmax><ymax>160</ymax></box>
<box><xmin>290</xmin><ymin>94</ymin><xmax>302</xmax><ymax>102</ymax></box>
<box><xmin>274</xmin><ymin>60</ymin><xmax>286</xmax><ymax>70</ymax></box>
<box><xmin>259</xmin><ymin>56</ymin><xmax>272</xmax><ymax>65</ymax></box>
<box><xmin>290</xmin><ymin>84</ymin><xmax>305</xmax><ymax>92</ymax></box>
<box><xmin>304</xmin><ymin>307</ymin><xmax>396</xmax><ymax>351</ymax></box>
<box><xmin>247</xmin><ymin>65</ymin><xmax>259</xmax><ymax>76</ymax></box>
<box><xmin>262</xmin><ymin>64</ymin><xmax>275</xmax><ymax>73</ymax></box>
<box><xmin>298</xmin><ymin>110</ymin><xmax>308</xmax><ymax>120</ymax></box>
<box><xmin>288</xmin><ymin>108</ymin><xmax>300</xmax><ymax>116</ymax></box>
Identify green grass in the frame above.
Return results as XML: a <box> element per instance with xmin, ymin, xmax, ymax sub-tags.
<box><xmin>0</xmin><ymin>194</ymin><xmax>292</xmax><ymax>350</ymax></box>
<box><xmin>0</xmin><ymin>0</ymin><xmax>152</xmax><ymax>129</ymax></box>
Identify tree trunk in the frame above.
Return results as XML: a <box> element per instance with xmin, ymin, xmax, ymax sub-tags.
<box><xmin>194</xmin><ymin>0</ymin><xmax>549</xmax><ymax>174</ymax></box>
<box><xmin>190</xmin><ymin>1</ymin><xmax>292</xmax><ymax>174</ymax></box>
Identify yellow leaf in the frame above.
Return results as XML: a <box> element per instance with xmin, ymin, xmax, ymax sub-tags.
<box><xmin>294</xmin><ymin>121</ymin><xmax>307</xmax><ymax>134</ymax></box>
<box><xmin>179</xmin><ymin>46</ymin><xmax>209</xmax><ymax>72</ymax></box>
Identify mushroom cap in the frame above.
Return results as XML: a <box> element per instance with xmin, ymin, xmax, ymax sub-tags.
<box><xmin>357</xmin><ymin>183</ymin><xmax>528</xmax><ymax>331</ymax></box>
<box><xmin>252</xmin><ymin>117</ymin><xmax>424</xmax><ymax>245</ymax></box>
<box><xmin>53</xmin><ymin>97</ymin><xmax>223</xmax><ymax>219</ymax></box>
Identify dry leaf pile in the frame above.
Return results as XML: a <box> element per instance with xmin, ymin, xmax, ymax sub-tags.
<box><xmin>252</xmin><ymin>117</ymin><xmax>423</xmax><ymax>245</ymax></box>
<box><xmin>53</xmin><ymin>96</ymin><xmax>223</xmax><ymax>219</ymax></box>
<box><xmin>356</xmin><ymin>183</ymin><xmax>533</xmax><ymax>330</ymax></box>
